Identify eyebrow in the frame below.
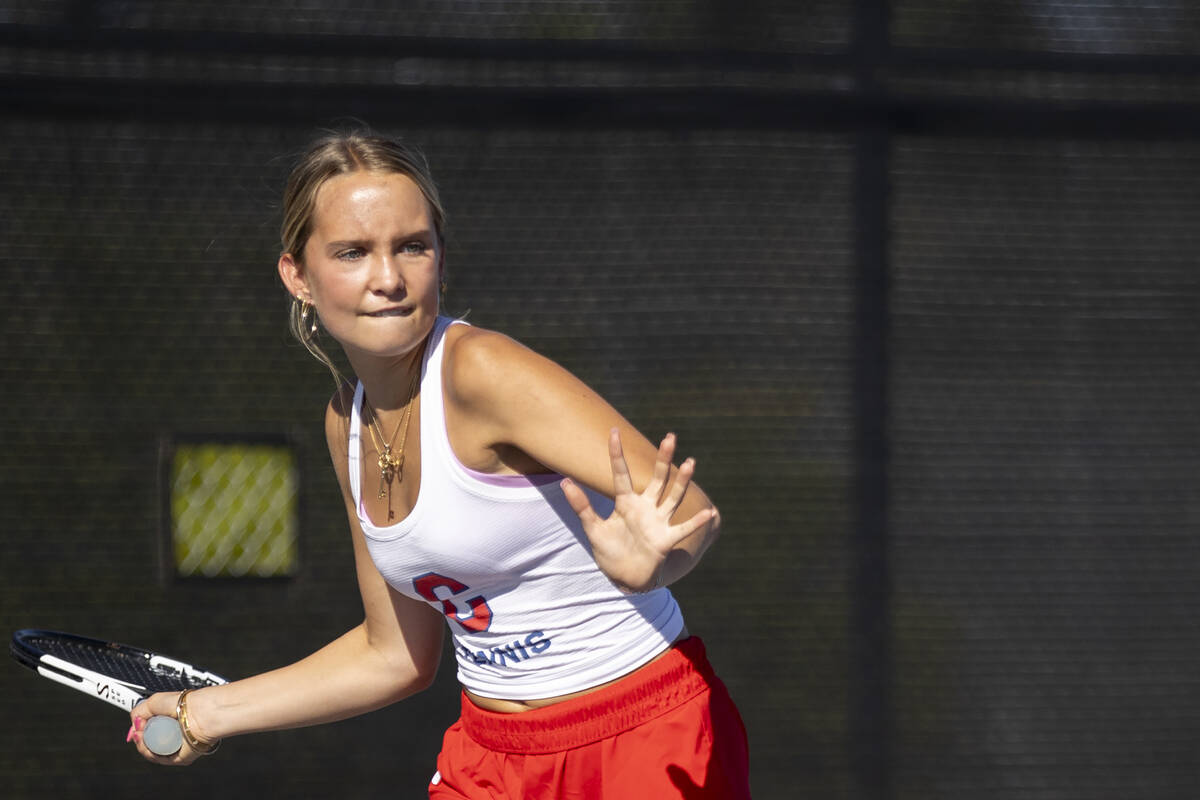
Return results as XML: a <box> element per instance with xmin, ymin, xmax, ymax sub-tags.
<box><xmin>324</xmin><ymin>230</ymin><xmax>435</xmax><ymax>251</ymax></box>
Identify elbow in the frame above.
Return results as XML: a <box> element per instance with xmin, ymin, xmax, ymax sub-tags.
<box><xmin>396</xmin><ymin>641</ymin><xmax>442</xmax><ymax>698</ymax></box>
<box><xmin>409</xmin><ymin>658</ymin><xmax>440</xmax><ymax>694</ymax></box>
<box><xmin>380</xmin><ymin>657</ymin><xmax>439</xmax><ymax>706</ymax></box>
<box><xmin>365</xmin><ymin>624</ymin><xmax>443</xmax><ymax>703</ymax></box>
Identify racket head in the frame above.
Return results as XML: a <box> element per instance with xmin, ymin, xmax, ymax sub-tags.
<box><xmin>10</xmin><ymin>629</ymin><xmax>227</xmax><ymax>709</ymax></box>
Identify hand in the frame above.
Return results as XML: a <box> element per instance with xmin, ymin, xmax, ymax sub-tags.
<box><xmin>561</xmin><ymin>429</ymin><xmax>715</xmax><ymax>593</ymax></box>
<box><xmin>128</xmin><ymin>692</ymin><xmax>211</xmax><ymax>766</ymax></box>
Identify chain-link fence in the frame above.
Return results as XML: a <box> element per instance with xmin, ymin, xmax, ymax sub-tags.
<box><xmin>168</xmin><ymin>440</ymin><xmax>299</xmax><ymax>578</ymax></box>
<box><xmin>2</xmin><ymin>3</ymin><xmax>1199</xmax><ymax>799</ymax></box>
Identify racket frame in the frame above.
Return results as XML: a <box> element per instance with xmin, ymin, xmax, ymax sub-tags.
<box><xmin>10</xmin><ymin>629</ymin><xmax>227</xmax><ymax>712</ymax></box>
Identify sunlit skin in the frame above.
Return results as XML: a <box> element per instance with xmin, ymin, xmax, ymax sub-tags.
<box><xmin>129</xmin><ymin>167</ymin><xmax>723</xmax><ymax>762</ymax></box>
<box><xmin>278</xmin><ymin>170</ymin><xmax>443</xmax><ymax>402</ymax></box>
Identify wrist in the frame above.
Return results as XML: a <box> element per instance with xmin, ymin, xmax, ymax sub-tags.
<box><xmin>177</xmin><ymin>689</ymin><xmax>221</xmax><ymax>755</ymax></box>
<box><xmin>186</xmin><ymin>686</ymin><xmax>221</xmax><ymax>742</ymax></box>
<box><xmin>651</xmin><ymin>562</ymin><xmax>667</xmax><ymax>591</ymax></box>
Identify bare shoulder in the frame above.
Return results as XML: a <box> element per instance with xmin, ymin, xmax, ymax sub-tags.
<box><xmin>441</xmin><ymin>324</ymin><xmax>553</xmax><ymax>408</ymax></box>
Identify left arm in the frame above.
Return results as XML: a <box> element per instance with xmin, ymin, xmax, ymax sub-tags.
<box><xmin>441</xmin><ymin>326</ymin><xmax>722</xmax><ymax>592</ymax></box>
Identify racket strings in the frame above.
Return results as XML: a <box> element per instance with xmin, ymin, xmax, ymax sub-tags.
<box><xmin>30</xmin><ymin>636</ymin><xmax>214</xmax><ymax>693</ymax></box>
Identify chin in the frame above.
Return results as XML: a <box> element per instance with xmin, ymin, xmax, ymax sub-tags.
<box><xmin>347</xmin><ymin>314</ymin><xmax>438</xmax><ymax>357</ymax></box>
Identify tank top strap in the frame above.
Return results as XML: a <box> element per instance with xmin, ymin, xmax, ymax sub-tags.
<box><xmin>418</xmin><ymin>316</ymin><xmax>455</xmax><ymax>467</ymax></box>
<box><xmin>348</xmin><ymin>380</ymin><xmax>365</xmax><ymax>508</ymax></box>
<box><xmin>347</xmin><ymin>317</ymin><xmax>459</xmax><ymax>517</ymax></box>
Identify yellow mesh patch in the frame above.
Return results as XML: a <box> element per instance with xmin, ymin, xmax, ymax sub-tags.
<box><xmin>171</xmin><ymin>443</ymin><xmax>299</xmax><ymax>578</ymax></box>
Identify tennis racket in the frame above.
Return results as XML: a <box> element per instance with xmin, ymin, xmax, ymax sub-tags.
<box><xmin>10</xmin><ymin>628</ymin><xmax>228</xmax><ymax>756</ymax></box>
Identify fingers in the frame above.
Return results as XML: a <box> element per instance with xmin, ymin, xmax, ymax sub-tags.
<box><xmin>608</xmin><ymin>428</ymin><xmax>635</xmax><ymax>496</ymax></box>
<box><xmin>129</xmin><ymin>692</ymin><xmax>190</xmax><ymax>765</ymax></box>
<box><xmin>650</xmin><ymin>432</ymin><xmax>695</xmax><ymax>519</ymax></box>
<box><xmin>662</xmin><ymin>455</ymin><xmax>696</xmax><ymax>517</ymax></box>
<box><xmin>561</xmin><ymin>478</ymin><xmax>601</xmax><ymax>529</ymax></box>
<box><xmin>645</xmin><ymin>433</ymin><xmax>675</xmax><ymax>502</ymax></box>
<box><xmin>614</xmin><ymin>429</ymin><xmax>698</xmax><ymax>517</ymax></box>
<box><xmin>645</xmin><ymin>509</ymin><xmax>716</xmax><ymax>565</ymax></box>
<box><xmin>674</xmin><ymin>506</ymin><xmax>715</xmax><ymax>539</ymax></box>
<box><xmin>131</xmin><ymin>692</ymin><xmax>177</xmax><ymax>726</ymax></box>
<box><xmin>125</xmin><ymin>716</ymin><xmax>142</xmax><ymax>744</ymax></box>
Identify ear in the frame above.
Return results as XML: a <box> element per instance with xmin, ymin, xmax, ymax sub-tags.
<box><xmin>278</xmin><ymin>253</ymin><xmax>309</xmax><ymax>301</ymax></box>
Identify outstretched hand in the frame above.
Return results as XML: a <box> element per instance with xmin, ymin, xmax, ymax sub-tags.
<box><xmin>560</xmin><ymin>429</ymin><xmax>714</xmax><ymax>594</ymax></box>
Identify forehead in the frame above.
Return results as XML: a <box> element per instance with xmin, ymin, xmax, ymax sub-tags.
<box><xmin>311</xmin><ymin>170</ymin><xmax>431</xmax><ymax>235</ymax></box>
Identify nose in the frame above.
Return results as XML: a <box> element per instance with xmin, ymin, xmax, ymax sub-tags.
<box><xmin>369</xmin><ymin>254</ymin><xmax>405</xmax><ymax>296</ymax></box>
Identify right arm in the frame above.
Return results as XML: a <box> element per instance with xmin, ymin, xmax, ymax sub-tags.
<box><xmin>130</xmin><ymin>389</ymin><xmax>444</xmax><ymax>764</ymax></box>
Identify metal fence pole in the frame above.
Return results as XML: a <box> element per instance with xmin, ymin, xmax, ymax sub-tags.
<box><xmin>851</xmin><ymin>2</ymin><xmax>892</xmax><ymax>799</ymax></box>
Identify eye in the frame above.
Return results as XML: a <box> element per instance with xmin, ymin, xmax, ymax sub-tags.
<box><xmin>400</xmin><ymin>241</ymin><xmax>428</xmax><ymax>256</ymax></box>
<box><xmin>336</xmin><ymin>247</ymin><xmax>365</xmax><ymax>261</ymax></box>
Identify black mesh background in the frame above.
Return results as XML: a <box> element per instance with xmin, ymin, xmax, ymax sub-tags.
<box><xmin>2</xmin><ymin>2</ymin><xmax>1200</xmax><ymax>799</ymax></box>
<box><xmin>0</xmin><ymin>119</ymin><xmax>854</xmax><ymax>796</ymax></box>
<box><xmin>5</xmin><ymin>0</ymin><xmax>851</xmax><ymax>49</ymax></box>
<box><xmin>894</xmin><ymin>1</ymin><xmax>1200</xmax><ymax>54</ymax></box>
<box><xmin>890</xmin><ymin>138</ymin><xmax>1200</xmax><ymax>800</ymax></box>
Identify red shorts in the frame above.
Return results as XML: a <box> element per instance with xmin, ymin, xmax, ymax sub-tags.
<box><xmin>429</xmin><ymin>637</ymin><xmax>751</xmax><ymax>799</ymax></box>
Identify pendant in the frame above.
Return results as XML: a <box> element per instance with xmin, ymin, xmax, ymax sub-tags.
<box><xmin>377</xmin><ymin>446</ymin><xmax>404</xmax><ymax>499</ymax></box>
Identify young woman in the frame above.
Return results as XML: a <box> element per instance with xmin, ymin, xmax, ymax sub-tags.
<box><xmin>130</xmin><ymin>133</ymin><xmax>751</xmax><ymax>798</ymax></box>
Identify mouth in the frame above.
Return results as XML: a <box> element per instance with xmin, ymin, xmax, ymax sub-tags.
<box><xmin>364</xmin><ymin>307</ymin><xmax>413</xmax><ymax>318</ymax></box>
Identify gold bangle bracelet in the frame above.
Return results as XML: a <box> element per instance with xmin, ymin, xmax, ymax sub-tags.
<box><xmin>175</xmin><ymin>689</ymin><xmax>221</xmax><ymax>755</ymax></box>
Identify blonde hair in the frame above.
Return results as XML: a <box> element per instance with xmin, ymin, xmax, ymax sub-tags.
<box><xmin>280</xmin><ymin>132</ymin><xmax>447</xmax><ymax>383</ymax></box>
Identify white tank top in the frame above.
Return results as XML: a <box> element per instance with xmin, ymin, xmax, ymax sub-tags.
<box><xmin>348</xmin><ymin>317</ymin><xmax>685</xmax><ymax>699</ymax></box>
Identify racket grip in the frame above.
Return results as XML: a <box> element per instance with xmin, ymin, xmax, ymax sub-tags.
<box><xmin>143</xmin><ymin>715</ymin><xmax>183</xmax><ymax>756</ymax></box>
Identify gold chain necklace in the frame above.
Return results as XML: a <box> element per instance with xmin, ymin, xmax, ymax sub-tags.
<box><xmin>363</xmin><ymin>365</ymin><xmax>421</xmax><ymax>505</ymax></box>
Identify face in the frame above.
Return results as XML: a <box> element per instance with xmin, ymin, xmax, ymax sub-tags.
<box><xmin>280</xmin><ymin>170</ymin><xmax>443</xmax><ymax>364</ymax></box>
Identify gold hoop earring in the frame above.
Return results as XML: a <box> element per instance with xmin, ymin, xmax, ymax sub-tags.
<box><xmin>300</xmin><ymin>298</ymin><xmax>318</xmax><ymax>337</ymax></box>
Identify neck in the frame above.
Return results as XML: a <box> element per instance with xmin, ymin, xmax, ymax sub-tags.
<box><xmin>347</xmin><ymin>337</ymin><xmax>429</xmax><ymax>413</ymax></box>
